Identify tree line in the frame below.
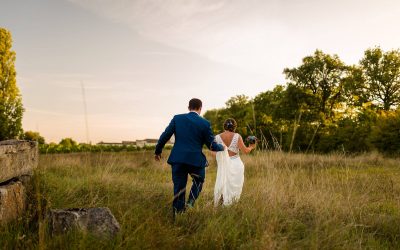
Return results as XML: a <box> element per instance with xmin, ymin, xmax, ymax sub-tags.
<box><xmin>204</xmin><ymin>48</ymin><xmax>400</xmax><ymax>154</ymax></box>
<box><xmin>20</xmin><ymin>133</ymin><xmax>169</xmax><ymax>154</ymax></box>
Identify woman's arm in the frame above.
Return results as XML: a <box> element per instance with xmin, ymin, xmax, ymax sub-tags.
<box><xmin>238</xmin><ymin>135</ymin><xmax>256</xmax><ymax>154</ymax></box>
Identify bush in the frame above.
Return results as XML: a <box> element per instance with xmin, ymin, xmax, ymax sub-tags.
<box><xmin>370</xmin><ymin>111</ymin><xmax>400</xmax><ymax>154</ymax></box>
<box><xmin>39</xmin><ymin>143</ymin><xmax>159</xmax><ymax>154</ymax></box>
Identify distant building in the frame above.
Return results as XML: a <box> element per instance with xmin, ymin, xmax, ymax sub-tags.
<box><xmin>122</xmin><ymin>141</ymin><xmax>136</xmax><ymax>145</ymax></box>
<box><xmin>97</xmin><ymin>141</ymin><xmax>123</xmax><ymax>146</ymax></box>
<box><xmin>135</xmin><ymin>140</ymin><xmax>146</xmax><ymax>148</ymax></box>
<box><xmin>135</xmin><ymin>138</ymin><xmax>174</xmax><ymax>148</ymax></box>
<box><xmin>143</xmin><ymin>139</ymin><xmax>158</xmax><ymax>145</ymax></box>
<box><xmin>97</xmin><ymin>138</ymin><xmax>174</xmax><ymax>148</ymax></box>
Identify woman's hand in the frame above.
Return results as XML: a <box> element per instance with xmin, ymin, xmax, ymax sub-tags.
<box><xmin>239</xmin><ymin>136</ymin><xmax>256</xmax><ymax>154</ymax></box>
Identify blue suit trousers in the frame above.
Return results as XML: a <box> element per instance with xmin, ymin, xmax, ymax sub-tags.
<box><xmin>171</xmin><ymin>164</ymin><xmax>205</xmax><ymax>213</ymax></box>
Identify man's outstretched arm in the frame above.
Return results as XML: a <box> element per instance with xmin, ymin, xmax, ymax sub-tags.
<box><xmin>155</xmin><ymin>117</ymin><xmax>175</xmax><ymax>160</ymax></box>
<box><xmin>204</xmin><ymin>122</ymin><xmax>224</xmax><ymax>152</ymax></box>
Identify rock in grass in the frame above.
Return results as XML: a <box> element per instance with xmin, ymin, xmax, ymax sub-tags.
<box><xmin>0</xmin><ymin>180</ymin><xmax>26</xmax><ymax>224</ymax></box>
<box><xmin>0</xmin><ymin>140</ymin><xmax>38</xmax><ymax>184</ymax></box>
<box><xmin>49</xmin><ymin>207</ymin><xmax>120</xmax><ymax>237</ymax></box>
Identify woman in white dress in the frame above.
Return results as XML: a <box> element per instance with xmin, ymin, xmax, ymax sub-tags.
<box><xmin>213</xmin><ymin>118</ymin><xmax>256</xmax><ymax>206</ymax></box>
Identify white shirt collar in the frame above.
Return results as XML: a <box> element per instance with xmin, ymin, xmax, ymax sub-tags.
<box><xmin>189</xmin><ymin>111</ymin><xmax>200</xmax><ymax>115</ymax></box>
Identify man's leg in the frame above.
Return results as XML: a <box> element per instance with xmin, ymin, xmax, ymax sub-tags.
<box><xmin>171</xmin><ymin>164</ymin><xmax>188</xmax><ymax>214</ymax></box>
<box><xmin>187</xmin><ymin>166</ymin><xmax>205</xmax><ymax>207</ymax></box>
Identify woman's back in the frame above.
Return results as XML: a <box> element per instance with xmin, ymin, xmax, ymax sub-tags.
<box><xmin>217</xmin><ymin>131</ymin><xmax>239</xmax><ymax>157</ymax></box>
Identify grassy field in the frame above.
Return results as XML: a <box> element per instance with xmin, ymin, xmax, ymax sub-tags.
<box><xmin>1</xmin><ymin>151</ymin><xmax>400</xmax><ymax>249</ymax></box>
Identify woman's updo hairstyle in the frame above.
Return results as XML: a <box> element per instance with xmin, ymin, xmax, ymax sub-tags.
<box><xmin>223</xmin><ymin>118</ymin><xmax>237</xmax><ymax>132</ymax></box>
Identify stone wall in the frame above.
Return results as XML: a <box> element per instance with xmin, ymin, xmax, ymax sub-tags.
<box><xmin>0</xmin><ymin>140</ymin><xmax>38</xmax><ymax>183</ymax></box>
<box><xmin>0</xmin><ymin>180</ymin><xmax>26</xmax><ymax>223</ymax></box>
<box><xmin>0</xmin><ymin>140</ymin><xmax>38</xmax><ymax>224</ymax></box>
<box><xmin>0</xmin><ymin>140</ymin><xmax>120</xmax><ymax>237</ymax></box>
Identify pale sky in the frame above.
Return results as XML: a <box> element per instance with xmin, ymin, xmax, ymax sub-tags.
<box><xmin>1</xmin><ymin>0</ymin><xmax>400</xmax><ymax>143</ymax></box>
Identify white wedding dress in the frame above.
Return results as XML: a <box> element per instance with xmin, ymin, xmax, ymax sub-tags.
<box><xmin>214</xmin><ymin>133</ymin><xmax>245</xmax><ymax>206</ymax></box>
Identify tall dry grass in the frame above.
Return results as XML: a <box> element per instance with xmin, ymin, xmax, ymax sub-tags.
<box><xmin>1</xmin><ymin>151</ymin><xmax>400</xmax><ymax>249</ymax></box>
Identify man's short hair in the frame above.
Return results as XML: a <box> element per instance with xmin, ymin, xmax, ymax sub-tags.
<box><xmin>188</xmin><ymin>98</ymin><xmax>202</xmax><ymax>110</ymax></box>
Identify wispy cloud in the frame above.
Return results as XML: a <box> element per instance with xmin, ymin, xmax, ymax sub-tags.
<box><xmin>26</xmin><ymin>107</ymin><xmax>77</xmax><ymax>117</ymax></box>
<box><xmin>68</xmin><ymin>0</ymin><xmax>400</xmax><ymax>74</ymax></box>
<box><xmin>67</xmin><ymin>0</ymin><xmax>286</xmax><ymax>73</ymax></box>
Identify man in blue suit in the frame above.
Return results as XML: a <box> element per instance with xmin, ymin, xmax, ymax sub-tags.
<box><xmin>155</xmin><ymin>98</ymin><xmax>224</xmax><ymax>215</ymax></box>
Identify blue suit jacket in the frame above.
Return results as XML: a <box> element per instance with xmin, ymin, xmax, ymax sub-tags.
<box><xmin>155</xmin><ymin>112</ymin><xmax>224</xmax><ymax>167</ymax></box>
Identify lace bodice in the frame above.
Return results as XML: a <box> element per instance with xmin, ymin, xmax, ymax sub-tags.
<box><xmin>216</xmin><ymin>133</ymin><xmax>240</xmax><ymax>154</ymax></box>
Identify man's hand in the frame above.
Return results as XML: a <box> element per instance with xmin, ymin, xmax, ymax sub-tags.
<box><xmin>154</xmin><ymin>154</ymin><xmax>162</xmax><ymax>161</ymax></box>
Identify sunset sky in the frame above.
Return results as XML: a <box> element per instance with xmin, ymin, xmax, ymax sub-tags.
<box><xmin>1</xmin><ymin>0</ymin><xmax>400</xmax><ymax>143</ymax></box>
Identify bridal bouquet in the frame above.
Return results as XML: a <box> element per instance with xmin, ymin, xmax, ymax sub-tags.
<box><xmin>246</xmin><ymin>136</ymin><xmax>258</xmax><ymax>145</ymax></box>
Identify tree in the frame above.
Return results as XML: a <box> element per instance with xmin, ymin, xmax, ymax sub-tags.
<box><xmin>224</xmin><ymin>95</ymin><xmax>253</xmax><ymax>135</ymax></box>
<box><xmin>342</xmin><ymin>65</ymin><xmax>369</xmax><ymax>108</ymax></box>
<box><xmin>283</xmin><ymin>50</ymin><xmax>347</xmax><ymax>121</ymax></box>
<box><xmin>59</xmin><ymin>138</ymin><xmax>77</xmax><ymax>147</ymax></box>
<box><xmin>360</xmin><ymin>47</ymin><xmax>400</xmax><ymax>110</ymax></box>
<box><xmin>369</xmin><ymin>110</ymin><xmax>400</xmax><ymax>154</ymax></box>
<box><xmin>0</xmin><ymin>28</ymin><xmax>24</xmax><ymax>140</ymax></box>
<box><xmin>203</xmin><ymin>108</ymin><xmax>228</xmax><ymax>134</ymax></box>
<box><xmin>58</xmin><ymin>138</ymin><xmax>78</xmax><ymax>153</ymax></box>
<box><xmin>253</xmin><ymin>85</ymin><xmax>292</xmax><ymax>150</ymax></box>
<box><xmin>22</xmin><ymin>131</ymin><xmax>45</xmax><ymax>144</ymax></box>
<box><xmin>204</xmin><ymin>95</ymin><xmax>253</xmax><ymax>135</ymax></box>
<box><xmin>253</xmin><ymin>85</ymin><xmax>286</xmax><ymax>124</ymax></box>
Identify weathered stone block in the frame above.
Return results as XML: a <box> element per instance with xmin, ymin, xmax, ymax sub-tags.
<box><xmin>49</xmin><ymin>207</ymin><xmax>120</xmax><ymax>237</ymax></box>
<box><xmin>0</xmin><ymin>140</ymin><xmax>38</xmax><ymax>183</ymax></box>
<box><xmin>0</xmin><ymin>180</ymin><xmax>26</xmax><ymax>224</ymax></box>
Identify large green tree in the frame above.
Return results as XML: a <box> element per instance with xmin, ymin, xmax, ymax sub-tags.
<box><xmin>360</xmin><ymin>47</ymin><xmax>400</xmax><ymax>110</ymax></box>
<box><xmin>341</xmin><ymin>65</ymin><xmax>368</xmax><ymax>108</ymax></box>
<box><xmin>203</xmin><ymin>108</ymin><xmax>229</xmax><ymax>134</ymax></box>
<box><xmin>225</xmin><ymin>95</ymin><xmax>253</xmax><ymax>135</ymax></box>
<box><xmin>204</xmin><ymin>95</ymin><xmax>253</xmax><ymax>135</ymax></box>
<box><xmin>0</xmin><ymin>28</ymin><xmax>23</xmax><ymax>140</ymax></box>
<box><xmin>253</xmin><ymin>85</ymin><xmax>286</xmax><ymax>124</ymax></box>
<box><xmin>283</xmin><ymin>50</ymin><xmax>347</xmax><ymax>122</ymax></box>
